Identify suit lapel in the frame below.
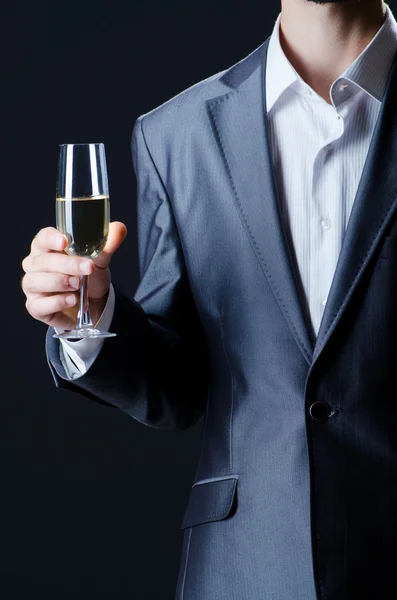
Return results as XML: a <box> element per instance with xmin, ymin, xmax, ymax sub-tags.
<box><xmin>206</xmin><ymin>39</ymin><xmax>315</xmax><ymax>365</ymax></box>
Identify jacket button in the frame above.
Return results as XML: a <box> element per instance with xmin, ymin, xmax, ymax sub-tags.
<box><xmin>309</xmin><ymin>401</ymin><xmax>331</xmax><ymax>421</ymax></box>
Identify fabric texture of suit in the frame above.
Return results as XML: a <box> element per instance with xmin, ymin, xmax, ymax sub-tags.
<box><xmin>46</xmin><ymin>32</ymin><xmax>397</xmax><ymax>599</ymax></box>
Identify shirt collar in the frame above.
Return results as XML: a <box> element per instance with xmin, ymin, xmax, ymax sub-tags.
<box><xmin>266</xmin><ymin>3</ymin><xmax>397</xmax><ymax>114</ymax></box>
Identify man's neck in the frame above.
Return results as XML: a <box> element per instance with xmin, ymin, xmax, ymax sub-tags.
<box><xmin>279</xmin><ymin>0</ymin><xmax>387</xmax><ymax>104</ymax></box>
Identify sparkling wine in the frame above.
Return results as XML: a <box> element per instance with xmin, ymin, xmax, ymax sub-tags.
<box><xmin>56</xmin><ymin>195</ymin><xmax>109</xmax><ymax>258</ymax></box>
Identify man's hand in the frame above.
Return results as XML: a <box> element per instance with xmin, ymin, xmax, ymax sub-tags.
<box><xmin>21</xmin><ymin>222</ymin><xmax>127</xmax><ymax>330</ymax></box>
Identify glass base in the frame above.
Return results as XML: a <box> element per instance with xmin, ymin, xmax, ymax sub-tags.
<box><xmin>53</xmin><ymin>328</ymin><xmax>117</xmax><ymax>340</ymax></box>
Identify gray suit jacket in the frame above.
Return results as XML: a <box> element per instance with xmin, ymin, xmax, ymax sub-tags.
<box><xmin>46</xmin><ymin>36</ymin><xmax>397</xmax><ymax>599</ymax></box>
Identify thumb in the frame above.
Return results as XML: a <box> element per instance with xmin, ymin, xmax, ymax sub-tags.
<box><xmin>93</xmin><ymin>221</ymin><xmax>128</xmax><ymax>269</ymax></box>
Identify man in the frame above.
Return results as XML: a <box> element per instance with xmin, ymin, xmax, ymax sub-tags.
<box><xmin>21</xmin><ymin>0</ymin><xmax>397</xmax><ymax>597</ymax></box>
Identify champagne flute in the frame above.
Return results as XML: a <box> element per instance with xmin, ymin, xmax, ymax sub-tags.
<box><xmin>52</xmin><ymin>143</ymin><xmax>116</xmax><ymax>340</ymax></box>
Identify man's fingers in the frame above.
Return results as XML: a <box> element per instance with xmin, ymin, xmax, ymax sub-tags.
<box><xmin>22</xmin><ymin>272</ymin><xmax>80</xmax><ymax>294</ymax></box>
<box><xmin>27</xmin><ymin>221</ymin><xmax>126</xmax><ymax>267</ymax></box>
<box><xmin>25</xmin><ymin>292</ymin><xmax>78</xmax><ymax>324</ymax></box>
<box><xmin>22</xmin><ymin>253</ymin><xmax>94</xmax><ymax>276</ymax></box>
<box><xmin>30</xmin><ymin>227</ymin><xmax>68</xmax><ymax>255</ymax></box>
<box><xmin>93</xmin><ymin>221</ymin><xmax>128</xmax><ymax>269</ymax></box>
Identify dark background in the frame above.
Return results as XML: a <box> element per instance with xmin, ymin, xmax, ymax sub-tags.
<box><xmin>4</xmin><ymin>1</ymin><xmax>277</xmax><ymax>598</ymax></box>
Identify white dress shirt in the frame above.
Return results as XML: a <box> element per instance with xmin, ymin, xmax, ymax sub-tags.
<box><xmin>56</xmin><ymin>3</ymin><xmax>397</xmax><ymax>379</ymax></box>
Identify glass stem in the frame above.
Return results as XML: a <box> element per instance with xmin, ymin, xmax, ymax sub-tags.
<box><xmin>77</xmin><ymin>274</ymin><xmax>93</xmax><ymax>330</ymax></box>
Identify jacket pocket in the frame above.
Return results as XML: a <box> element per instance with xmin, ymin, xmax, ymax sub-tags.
<box><xmin>181</xmin><ymin>475</ymin><xmax>238</xmax><ymax>529</ymax></box>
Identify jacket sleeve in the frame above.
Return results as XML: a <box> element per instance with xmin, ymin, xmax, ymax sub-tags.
<box><xmin>45</xmin><ymin>115</ymin><xmax>210</xmax><ymax>431</ymax></box>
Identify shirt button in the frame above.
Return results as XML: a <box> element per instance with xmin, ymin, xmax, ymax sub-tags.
<box><xmin>320</xmin><ymin>216</ymin><xmax>332</xmax><ymax>229</ymax></box>
<box><xmin>321</xmin><ymin>299</ymin><xmax>327</xmax><ymax>312</ymax></box>
<box><xmin>339</xmin><ymin>82</ymin><xmax>348</xmax><ymax>91</ymax></box>
<box><xmin>325</xmin><ymin>144</ymin><xmax>332</xmax><ymax>154</ymax></box>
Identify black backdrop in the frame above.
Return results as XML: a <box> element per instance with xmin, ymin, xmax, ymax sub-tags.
<box><xmin>4</xmin><ymin>1</ymin><xmax>277</xmax><ymax>597</ymax></box>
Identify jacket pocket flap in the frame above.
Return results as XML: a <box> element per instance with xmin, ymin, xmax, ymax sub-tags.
<box><xmin>181</xmin><ymin>476</ymin><xmax>238</xmax><ymax>529</ymax></box>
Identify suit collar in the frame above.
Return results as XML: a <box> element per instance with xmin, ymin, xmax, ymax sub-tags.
<box><xmin>264</xmin><ymin>5</ymin><xmax>397</xmax><ymax>113</ymax></box>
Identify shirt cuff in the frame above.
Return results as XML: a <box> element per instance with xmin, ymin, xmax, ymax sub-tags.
<box><xmin>54</xmin><ymin>282</ymin><xmax>116</xmax><ymax>375</ymax></box>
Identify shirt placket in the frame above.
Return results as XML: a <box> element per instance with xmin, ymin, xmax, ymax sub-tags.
<box><xmin>309</xmin><ymin>80</ymin><xmax>350</xmax><ymax>335</ymax></box>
